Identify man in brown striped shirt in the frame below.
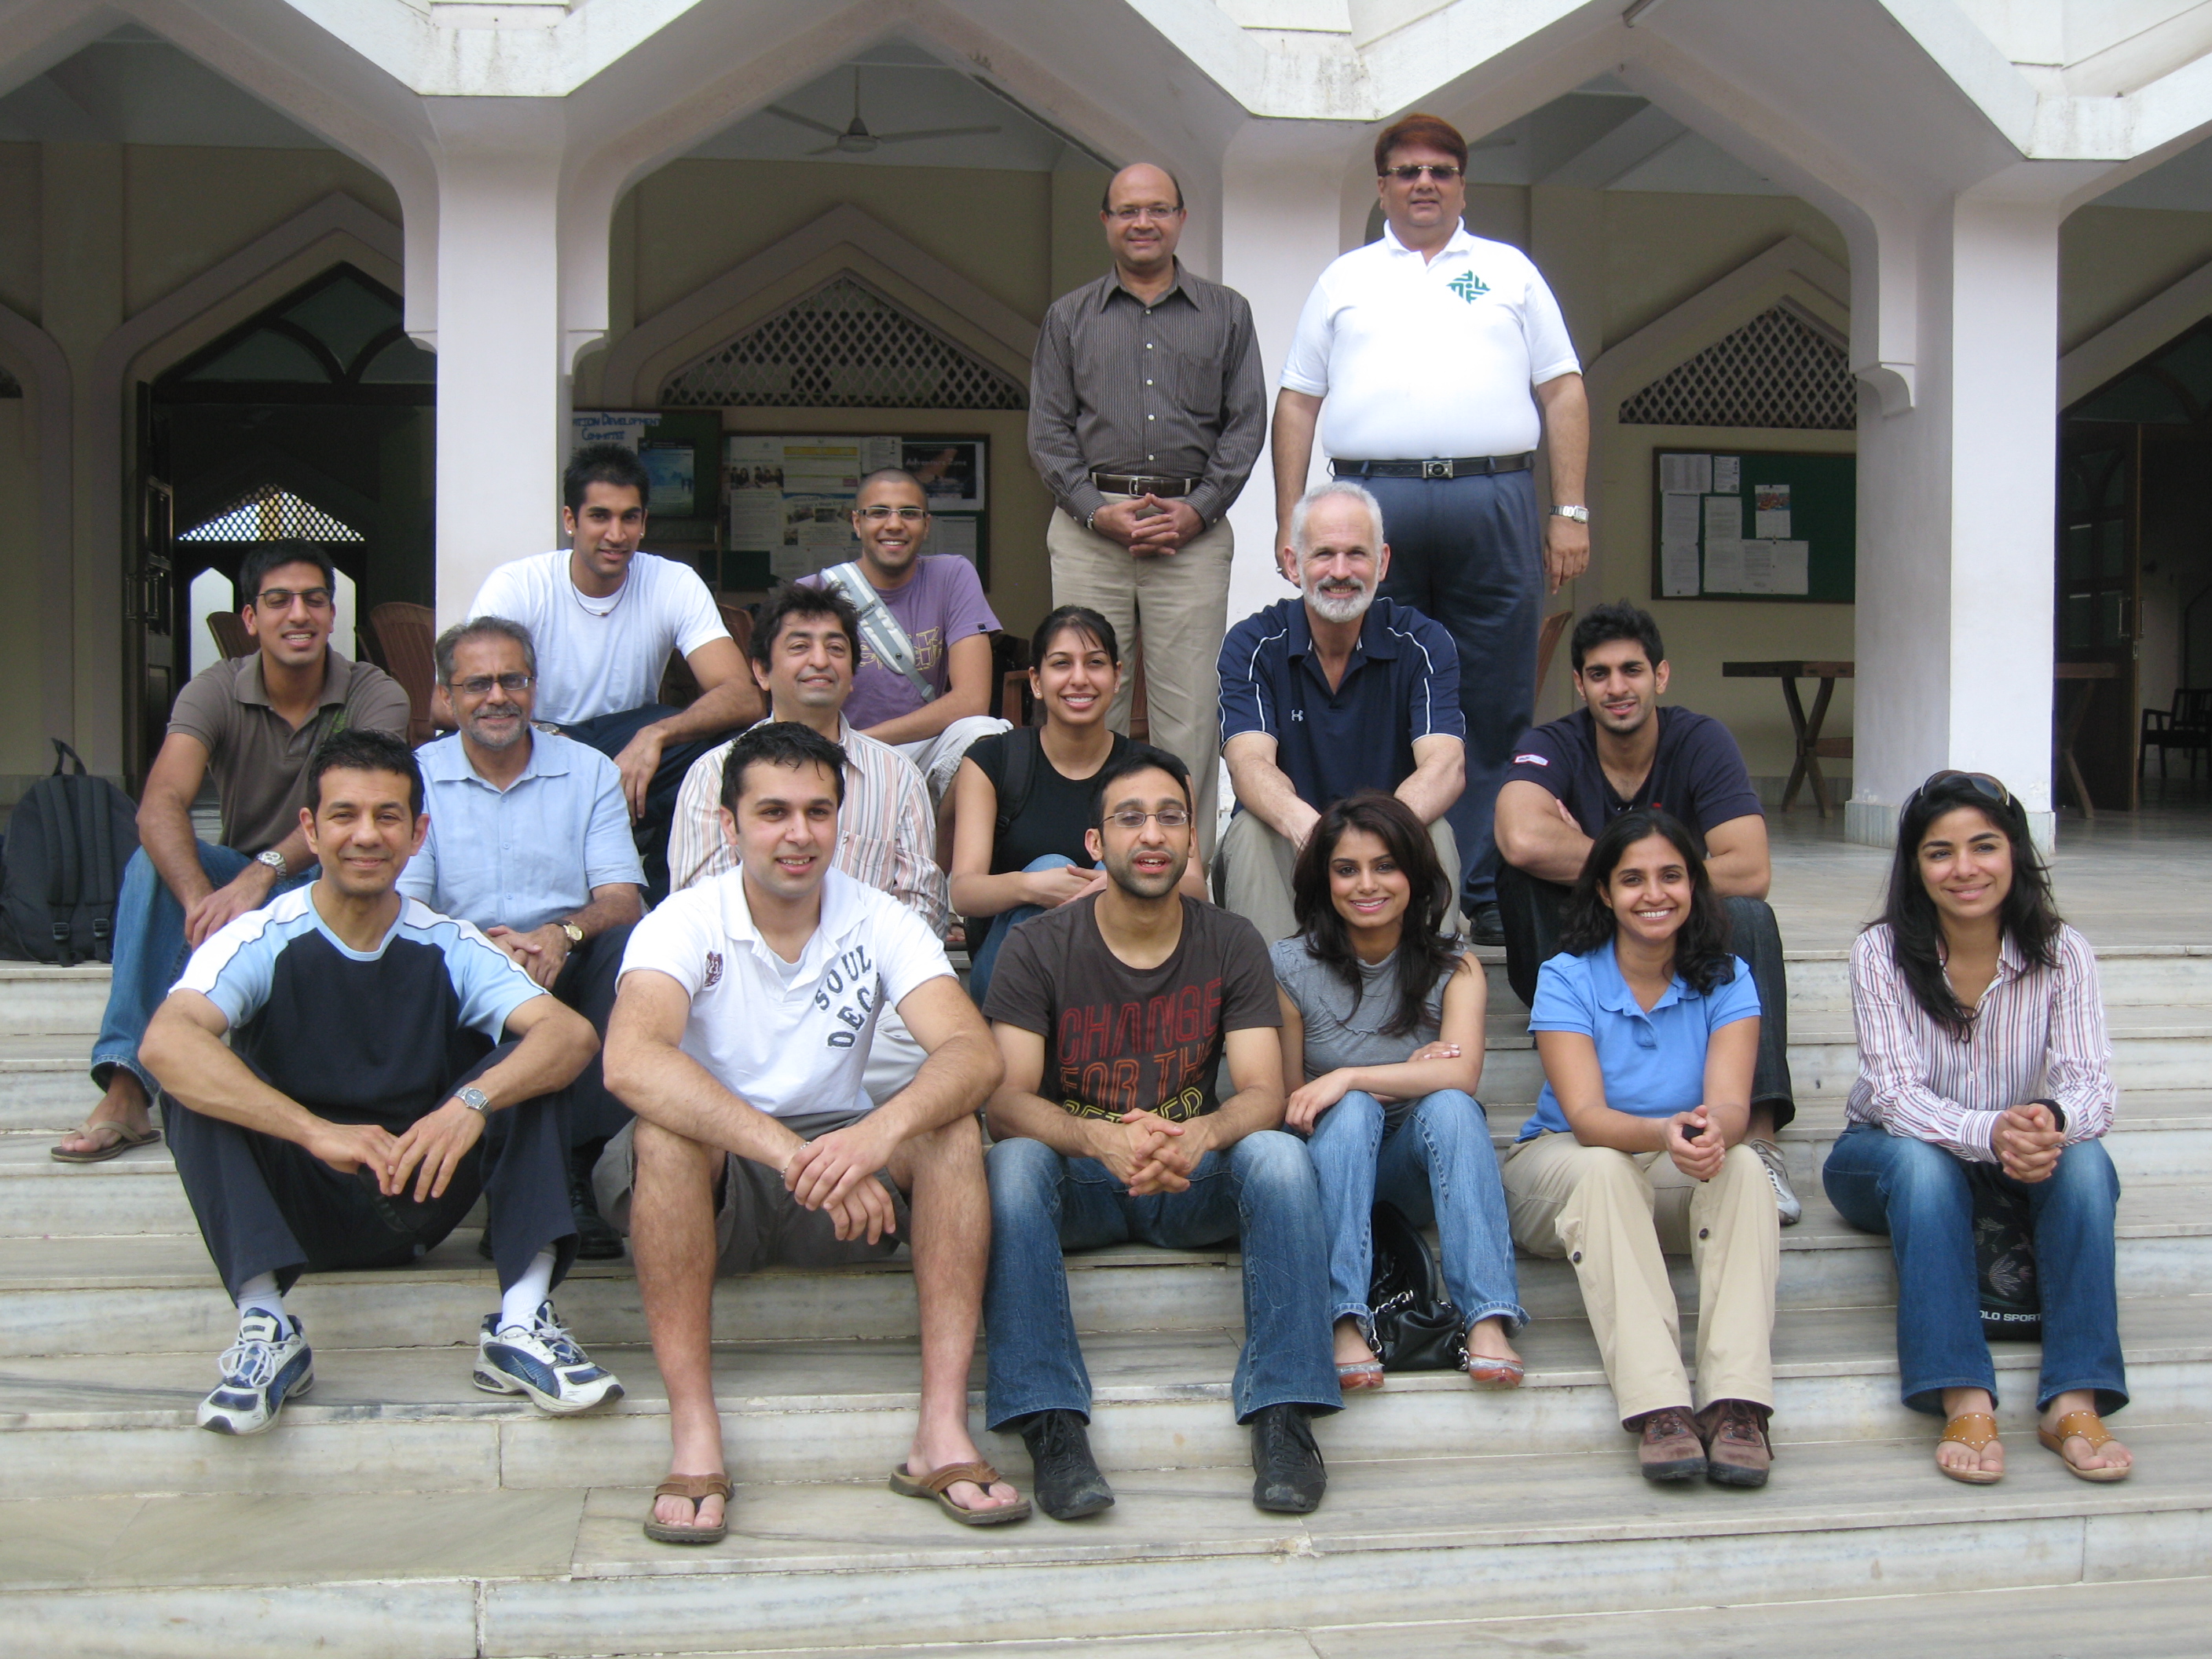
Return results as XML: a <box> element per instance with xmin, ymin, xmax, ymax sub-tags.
<box><xmin>1027</xmin><ymin>163</ymin><xmax>1267</xmax><ymax>859</ymax></box>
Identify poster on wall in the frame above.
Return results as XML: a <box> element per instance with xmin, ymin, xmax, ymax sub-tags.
<box><xmin>724</xmin><ymin>434</ymin><xmax>989</xmax><ymax>588</ymax></box>
<box><xmin>569</xmin><ymin>410</ymin><xmax>723</xmax><ymax>547</ymax></box>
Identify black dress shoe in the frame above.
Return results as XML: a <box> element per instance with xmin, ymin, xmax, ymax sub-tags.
<box><xmin>1019</xmin><ymin>1409</ymin><xmax>1115</xmax><ymax>1520</ymax></box>
<box><xmin>1249</xmin><ymin>1403</ymin><xmax>1326</xmax><ymax>1513</ymax></box>
<box><xmin>569</xmin><ymin>1152</ymin><xmax>625</xmax><ymax>1261</ymax></box>
<box><xmin>1469</xmin><ymin>903</ymin><xmax>1505</xmax><ymax>947</ymax></box>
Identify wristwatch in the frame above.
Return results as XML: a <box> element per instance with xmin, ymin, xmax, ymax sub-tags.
<box><xmin>558</xmin><ymin>921</ymin><xmax>585</xmax><ymax>947</ymax></box>
<box><xmin>1550</xmin><ymin>504</ymin><xmax>1591</xmax><ymax>523</ymax></box>
<box><xmin>255</xmin><ymin>848</ymin><xmax>287</xmax><ymax>877</ymax></box>
<box><xmin>456</xmin><ymin>1086</ymin><xmax>491</xmax><ymax>1115</ymax></box>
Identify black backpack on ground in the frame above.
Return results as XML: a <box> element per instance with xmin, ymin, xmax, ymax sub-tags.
<box><xmin>0</xmin><ymin>740</ymin><xmax>140</xmax><ymax>966</ymax></box>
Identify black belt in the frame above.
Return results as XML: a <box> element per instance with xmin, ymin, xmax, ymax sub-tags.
<box><xmin>1091</xmin><ymin>471</ymin><xmax>1198</xmax><ymax>497</ymax></box>
<box><xmin>1331</xmin><ymin>453</ymin><xmax>1533</xmax><ymax>480</ymax></box>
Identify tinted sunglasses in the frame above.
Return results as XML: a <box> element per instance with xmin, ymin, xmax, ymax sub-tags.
<box><xmin>1917</xmin><ymin>769</ymin><xmax>2013</xmax><ymax>810</ymax></box>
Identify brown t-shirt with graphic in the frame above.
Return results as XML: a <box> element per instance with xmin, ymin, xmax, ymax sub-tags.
<box><xmin>982</xmin><ymin>894</ymin><xmax>1280</xmax><ymax>1122</ymax></box>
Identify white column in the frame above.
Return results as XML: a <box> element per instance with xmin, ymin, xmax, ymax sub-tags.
<box><xmin>1217</xmin><ymin>123</ymin><xmax>1364</xmax><ymax>628</ymax></box>
<box><xmin>423</xmin><ymin>104</ymin><xmax>570</xmax><ymax>625</ymax></box>
<box><xmin>1848</xmin><ymin>192</ymin><xmax>2063</xmax><ymax>848</ymax></box>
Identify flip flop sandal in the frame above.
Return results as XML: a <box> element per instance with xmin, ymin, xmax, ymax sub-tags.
<box><xmin>50</xmin><ymin>1122</ymin><xmax>163</xmax><ymax>1164</ymax></box>
<box><xmin>2038</xmin><ymin>1408</ymin><xmax>2131</xmax><ymax>1483</ymax></box>
<box><xmin>888</xmin><ymin>1460</ymin><xmax>1032</xmax><ymax>1526</ymax></box>
<box><xmin>1937</xmin><ymin>1411</ymin><xmax>2003</xmax><ymax>1485</ymax></box>
<box><xmin>642</xmin><ymin>1474</ymin><xmax>732</xmax><ymax>1545</ymax></box>
<box><xmin>1337</xmin><ymin>1359</ymin><xmax>1386</xmax><ymax>1391</ymax></box>
<box><xmin>1463</xmin><ymin>1356</ymin><xmax>1525</xmax><ymax>1390</ymax></box>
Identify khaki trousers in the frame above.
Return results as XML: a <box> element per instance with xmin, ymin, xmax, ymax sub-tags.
<box><xmin>1046</xmin><ymin>501</ymin><xmax>1231</xmax><ymax>859</ymax></box>
<box><xmin>1215</xmin><ymin>809</ymin><xmax>1458</xmax><ymax>945</ymax></box>
<box><xmin>1502</xmin><ymin>1130</ymin><xmax>1778</xmax><ymax>1425</ymax></box>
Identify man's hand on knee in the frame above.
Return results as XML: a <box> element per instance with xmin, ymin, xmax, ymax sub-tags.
<box><xmin>823</xmin><ymin>1178</ymin><xmax>899</xmax><ymax>1245</ymax></box>
<box><xmin>786</xmin><ymin>1117</ymin><xmax>899</xmax><ymax>1212</ymax></box>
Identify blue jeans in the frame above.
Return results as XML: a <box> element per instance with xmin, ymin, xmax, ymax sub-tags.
<box><xmin>967</xmin><ymin>855</ymin><xmax>1071</xmax><ymax>1009</ymax></box>
<box><xmin>1824</xmin><ymin>1122</ymin><xmax>2127</xmax><ymax>1416</ymax></box>
<box><xmin>983</xmin><ymin>1130</ymin><xmax>1340</xmax><ymax>1427</ymax></box>
<box><xmin>92</xmin><ymin>844</ymin><xmax>313</xmax><ymax>1097</ymax></box>
<box><xmin>1304</xmin><ymin>1089</ymin><xmax>1526</xmax><ymax>1337</ymax></box>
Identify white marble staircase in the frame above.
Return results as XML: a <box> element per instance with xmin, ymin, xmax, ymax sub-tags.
<box><xmin>1</xmin><ymin>953</ymin><xmax>2208</xmax><ymax>1658</ymax></box>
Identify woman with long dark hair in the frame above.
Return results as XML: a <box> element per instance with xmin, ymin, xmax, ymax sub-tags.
<box><xmin>1500</xmin><ymin>808</ymin><xmax>1778</xmax><ymax>1487</ymax></box>
<box><xmin>1275</xmin><ymin>792</ymin><xmax>1525</xmax><ymax>1391</ymax></box>
<box><xmin>1824</xmin><ymin>771</ymin><xmax>2127</xmax><ymax>1485</ymax></box>
<box><xmin>950</xmin><ymin>606</ymin><xmax>1203</xmax><ymax>1004</ymax></box>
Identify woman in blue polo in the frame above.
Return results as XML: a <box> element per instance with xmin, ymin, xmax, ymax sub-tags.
<box><xmin>1500</xmin><ymin>808</ymin><xmax>1780</xmax><ymax>1489</ymax></box>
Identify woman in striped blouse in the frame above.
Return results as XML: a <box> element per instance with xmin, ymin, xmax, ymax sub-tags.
<box><xmin>1823</xmin><ymin>771</ymin><xmax>2128</xmax><ymax>1485</ymax></box>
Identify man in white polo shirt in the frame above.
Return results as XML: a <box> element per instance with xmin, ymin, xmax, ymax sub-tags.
<box><xmin>599</xmin><ymin>721</ymin><xmax>1024</xmax><ymax>1544</ymax></box>
<box><xmin>1270</xmin><ymin>112</ymin><xmax>1590</xmax><ymax>946</ymax></box>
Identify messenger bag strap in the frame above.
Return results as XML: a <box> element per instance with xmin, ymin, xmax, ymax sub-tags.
<box><xmin>822</xmin><ymin>562</ymin><xmax>936</xmax><ymax>705</ymax></box>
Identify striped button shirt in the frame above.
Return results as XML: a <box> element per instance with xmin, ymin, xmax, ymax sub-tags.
<box><xmin>1845</xmin><ymin>922</ymin><xmax>2115</xmax><ymax>1161</ymax></box>
<box><xmin>665</xmin><ymin>719</ymin><xmax>949</xmax><ymax>934</ymax></box>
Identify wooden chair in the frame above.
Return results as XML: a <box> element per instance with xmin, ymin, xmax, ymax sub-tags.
<box><xmin>367</xmin><ymin>602</ymin><xmax>439</xmax><ymax>746</ymax></box>
<box><xmin>206</xmin><ymin>612</ymin><xmax>253</xmax><ymax>661</ymax></box>
<box><xmin>2141</xmin><ymin>687</ymin><xmax>2212</xmax><ymax>778</ymax></box>
<box><xmin>1534</xmin><ymin>609</ymin><xmax>1573</xmax><ymax>702</ymax></box>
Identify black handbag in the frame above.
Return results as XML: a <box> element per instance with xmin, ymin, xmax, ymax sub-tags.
<box><xmin>1367</xmin><ymin>1201</ymin><xmax>1467</xmax><ymax>1372</ymax></box>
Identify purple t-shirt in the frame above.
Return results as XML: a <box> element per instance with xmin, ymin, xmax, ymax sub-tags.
<box><xmin>803</xmin><ymin>556</ymin><xmax>1000</xmax><ymax>731</ymax></box>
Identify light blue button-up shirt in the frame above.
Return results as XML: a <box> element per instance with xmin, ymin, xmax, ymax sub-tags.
<box><xmin>1518</xmin><ymin>939</ymin><xmax>1760</xmax><ymax>1141</ymax></box>
<box><xmin>398</xmin><ymin>730</ymin><xmax>643</xmax><ymax>933</ymax></box>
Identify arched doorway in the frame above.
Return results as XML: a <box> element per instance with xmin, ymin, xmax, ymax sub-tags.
<box><xmin>134</xmin><ymin>263</ymin><xmax>434</xmax><ymax>778</ymax></box>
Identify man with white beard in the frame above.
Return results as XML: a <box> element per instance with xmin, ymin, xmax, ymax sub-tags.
<box><xmin>1214</xmin><ymin>481</ymin><xmax>1467</xmax><ymax>943</ymax></box>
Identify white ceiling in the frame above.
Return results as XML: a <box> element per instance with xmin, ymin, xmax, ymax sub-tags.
<box><xmin>0</xmin><ymin>26</ymin><xmax>325</xmax><ymax>148</ymax></box>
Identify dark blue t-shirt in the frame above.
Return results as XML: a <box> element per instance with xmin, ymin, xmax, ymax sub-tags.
<box><xmin>1505</xmin><ymin>706</ymin><xmax>1762</xmax><ymax>844</ymax></box>
<box><xmin>1218</xmin><ymin>597</ymin><xmax>1463</xmax><ymax>809</ymax></box>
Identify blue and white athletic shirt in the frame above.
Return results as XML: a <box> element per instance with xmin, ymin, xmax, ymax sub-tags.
<box><xmin>175</xmin><ymin>885</ymin><xmax>547</xmax><ymax>1130</ymax></box>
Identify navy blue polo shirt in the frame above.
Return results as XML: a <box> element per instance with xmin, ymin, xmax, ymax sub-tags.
<box><xmin>1504</xmin><ymin>706</ymin><xmax>1763</xmax><ymax>844</ymax></box>
<box><xmin>1218</xmin><ymin>596</ymin><xmax>1463</xmax><ymax>809</ymax></box>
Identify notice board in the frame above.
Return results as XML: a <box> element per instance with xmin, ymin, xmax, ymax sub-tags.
<box><xmin>1649</xmin><ymin>447</ymin><xmax>1855</xmax><ymax>603</ymax></box>
<box><xmin>723</xmin><ymin>434</ymin><xmax>988</xmax><ymax>591</ymax></box>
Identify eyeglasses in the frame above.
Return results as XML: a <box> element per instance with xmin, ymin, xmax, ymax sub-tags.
<box><xmin>1919</xmin><ymin>770</ymin><xmax>2012</xmax><ymax>808</ymax></box>
<box><xmin>1103</xmin><ymin>808</ymin><xmax>1192</xmax><ymax>831</ymax></box>
<box><xmin>448</xmin><ymin>673</ymin><xmax>535</xmax><ymax>698</ymax></box>
<box><xmin>856</xmin><ymin>505</ymin><xmax>928</xmax><ymax>523</ymax></box>
<box><xmin>1381</xmin><ymin>163</ymin><xmax>1462</xmax><ymax>182</ymax></box>
<box><xmin>255</xmin><ymin>587</ymin><xmax>333</xmax><ymax>611</ymax></box>
<box><xmin>1108</xmin><ymin>203</ymin><xmax>1184</xmax><ymax>223</ymax></box>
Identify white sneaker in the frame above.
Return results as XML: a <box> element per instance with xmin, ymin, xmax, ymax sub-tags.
<box><xmin>196</xmin><ymin>1310</ymin><xmax>314</xmax><ymax>1435</ymax></box>
<box><xmin>471</xmin><ymin>1300</ymin><xmax>624</xmax><ymax>1415</ymax></box>
<box><xmin>1749</xmin><ymin>1138</ymin><xmax>1804</xmax><ymax>1227</ymax></box>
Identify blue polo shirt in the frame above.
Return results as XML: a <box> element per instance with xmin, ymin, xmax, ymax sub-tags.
<box><xmin>1518</xmin><ymin>939</ymin><xmax>1760</xmax><ymax>1141</ymax></box>
<box><xmin>397</xmin><ymin>730</ymin><xmax>645</xmax><ymax>934</ymax></box>
<box><xmin>1218</xmin><ymin>596</ymin><xmax>1463</xmax><ymax>809</ymax></box>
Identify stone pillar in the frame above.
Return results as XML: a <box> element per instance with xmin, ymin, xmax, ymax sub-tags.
<box><xmin>1848</xmin><ymin>192</ymin><xmax>2063</xmax><ymax>848</ymax></box>
<box><xmin>423</xmin><ymin>104</ymin><xmax>570</xmax><ymax>625</ymax></box>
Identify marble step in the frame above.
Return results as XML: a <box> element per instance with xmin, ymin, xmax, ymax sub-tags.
<box><xmin>0</xmin><ymin>965</ymin><xmax>111</xmax><ymax>1037</ymax></box>
<box><xmin>4</xmin><ymin>1295</ymin><xmax>2208</xmax><ymax>1503</ymax></box>
<box><xmin>3</xmin><ymin>1419</ymin><xmax>2209</xmax><ymax>1659</ymax></box>
<box><xmin>5</xmin><ymin>1178</ymin><xmax>2209</xmax><ymax>1359</ymax></box>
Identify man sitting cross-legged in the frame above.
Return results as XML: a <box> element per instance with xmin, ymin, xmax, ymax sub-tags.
<box><xmin>140</xmin><ymin>729</ymin><xmax>620</xmax><ymax>1436</ymax></box>
<box><xmin>399</xmin><ymin>617</ymin><xmax>646</xmax><ymax>1259</ymax></box>
<box><xmin>982</xmin><ymin>743</ymin><xmax>1339</xmax><ymax>1520</ymax></box>
<box><xmin>1492</xmin><ymin>601</ymin><xmax>1803</xmax><ymax>1224</ymax></box>
<box><xmin>601</xmin><ymin>722</ymin><xmax>1024</xmax><ymax>1545</ymax></box>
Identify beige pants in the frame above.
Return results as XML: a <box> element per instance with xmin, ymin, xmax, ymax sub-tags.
<box><xmin>1046</xmin><ymin>500</ymin><xmax>1231</xmax><ymax>859</ymax></box>
<box><xmin>1215</xmin><ymin>809</ymin><xmax>1458</xmax><ymax>944</ymax></box>
<box><xmin>1502</xmin><ymin>1130</ymin><xmax>1778</xmax><ymax>1424</ymax></box>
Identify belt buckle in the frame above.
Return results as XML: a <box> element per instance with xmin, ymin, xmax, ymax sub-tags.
<box><xmin>1422</xmin><ymin>459</ymin><xmax>1452</xmax><ymax>481</ymax></box>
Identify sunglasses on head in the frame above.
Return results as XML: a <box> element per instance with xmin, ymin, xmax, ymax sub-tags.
<box><xmin>1917</xmin><ymin>770</ymin><xmax>2013</xmax><ymax>810</ymax></box>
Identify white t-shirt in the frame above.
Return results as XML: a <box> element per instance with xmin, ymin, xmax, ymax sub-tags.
<box><xmin>468</xmin><ymin>551</ymin><xmax>729</xmax><ymax>727</ymax></box>
<box><xmin>1280</xmin><ymin>224</ymin><xmax>1580</xmax><ymax>461</ymax></box>
<box><xmin>617</xmin><ymin>865</ymin><xmax>953</xmax><ymax>1119</ymax></box>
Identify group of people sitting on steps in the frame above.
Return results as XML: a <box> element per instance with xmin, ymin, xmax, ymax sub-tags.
<box><xmin>57</xmin><ymin>441</ymin><xmax>2132</xmax><ymax>1551</ymax></box>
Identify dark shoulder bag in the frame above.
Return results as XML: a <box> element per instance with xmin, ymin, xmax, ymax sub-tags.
<box><xmin>1368</xmin><ymin>1201</ymin><xmax>1467</xmax><ymax>1372</ymax></box>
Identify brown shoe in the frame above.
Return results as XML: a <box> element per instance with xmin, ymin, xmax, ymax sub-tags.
<box><xmin>1632</xmin><ymin>1407</ymin><xmax>1707</xmax><ymax>1482</ymax></box>
<box><xmin>1698</xmin><ymin>1399</ymin><xmax>1774</xmax><ymax>1489</ymax></box>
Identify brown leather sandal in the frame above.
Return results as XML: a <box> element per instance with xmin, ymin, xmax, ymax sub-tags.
<box><xmin>2038</xmin><ymin>1408</ymin><xmax>2131</xmax><ymax>1483</ymax></box>
<box><xmin>642</xmin><ymin>1474</ymin><xmax>732</xmax><ymax>1545</ymax></box>
<box><xmin>888</xmin><ymin>1459</ymin><xmax>1032</xmax><ymax>1526</ymax></box>
<box><xmin>1937</xmin><ymin>1411</ymin><xmax>2002</xmax><ymax>1485</ymax></box>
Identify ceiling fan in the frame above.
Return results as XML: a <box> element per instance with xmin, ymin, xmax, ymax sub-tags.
<box><xmin>767</xmin><ymin>68</ymin><xmax>1001</xmax><ymax>156</ymax></box>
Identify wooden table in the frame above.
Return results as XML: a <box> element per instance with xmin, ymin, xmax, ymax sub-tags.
<box><xmin>1722</xmin><ymin>660</ymin><xmax>1855</xmax><ymax>817</ymax></box>
<box><xmin>2055</xmin><ymin>661</ymin><xmax>2118</xmax><ymax>821</ymax></box>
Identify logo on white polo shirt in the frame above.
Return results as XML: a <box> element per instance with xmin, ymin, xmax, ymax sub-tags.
<box><xmin>1447</xmin><ymin>271</ymin><xmax>1491</xmax><ymax>302</ymax></box>
<box><xmin>813</xmin><ymin>943</ymin><xmax>879</xmax><ymax>1048</ymax></box>
<box><xmin>703</xmin><ymin>951</ymin><xmax>723</xmax><ymax>989</ymax></box>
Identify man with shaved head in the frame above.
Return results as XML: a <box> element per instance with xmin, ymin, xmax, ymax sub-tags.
<box><xmin>1027</xmin><ymin>162</ymin><xmax>1266</xmax><ymax>859</ymax></box>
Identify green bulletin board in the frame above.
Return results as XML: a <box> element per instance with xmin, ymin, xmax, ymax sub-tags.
<box><xmin>1649</xmin><ymin>447</ymin><xmax>1855</xmax><ymax>603</ymax></box>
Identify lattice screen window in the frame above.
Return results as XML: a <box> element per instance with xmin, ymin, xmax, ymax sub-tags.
<box><xmin>659</xmin><ymin>274</ymin><xmax>1027</xmax><ymax>410</ymax></box>
<box><xmin>181</xmin><ymin>485</ymin><xmax>364</xmax><ymax>542</ymax></box>
<box><xmin>1619</xmin><ymin>304</ymin><xmax>1855</xmax><ymax>430</ymax></box>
